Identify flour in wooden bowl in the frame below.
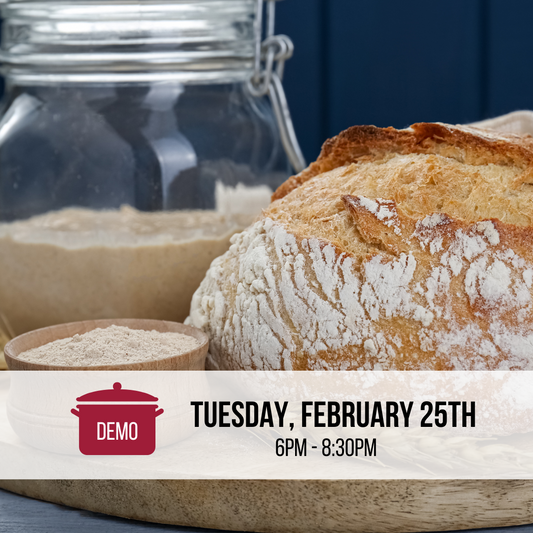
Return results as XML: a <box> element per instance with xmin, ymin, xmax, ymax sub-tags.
<box><xmin>17</xmin><ymin>325</ymin><xmax>200</xmax><ymax>366</ymax></box>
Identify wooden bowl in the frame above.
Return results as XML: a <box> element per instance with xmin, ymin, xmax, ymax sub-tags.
<box><xmin>4</xmin><ymin>318</ymin><xmax>209</xmax><ymax>371</ymax></box>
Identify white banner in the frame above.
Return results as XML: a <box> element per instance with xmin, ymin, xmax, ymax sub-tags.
<box><xmin>1</xmin><ymin>371</ymin><xmax>533</xmax><ymax>479</ymax></box>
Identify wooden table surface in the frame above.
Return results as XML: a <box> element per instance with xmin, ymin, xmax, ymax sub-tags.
<box><xmin>1</xmin><ymin>487</ymin><xmax>533</xmax><ymax>533</ymax></box>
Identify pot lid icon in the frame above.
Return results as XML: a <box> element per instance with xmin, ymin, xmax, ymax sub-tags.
<box><xmin>76</xmin><ymin>382</ymin><xmax>158</xmax><ymax>402</ymax></box>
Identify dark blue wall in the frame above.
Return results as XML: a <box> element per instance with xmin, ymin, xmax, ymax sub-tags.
<box><xmin>277</xmin><ymin>0</ymin><xmax>533</xmax><ymax>164</ymax></box>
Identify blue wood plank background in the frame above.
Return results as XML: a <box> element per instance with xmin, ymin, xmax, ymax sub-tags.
<box><xmin>277</xmin><ymin>0</ymin><xmax>533</xmax><ymax>164</ymax></box>
<box><xmin>486</xmin><ymin>0</ymin><xmax>533</xmax><ymax>117</ymax></box>
<box><xmin>326</xmin><ymin>1</ymin><xmax>483</xmax><ymax>133</ymax></box>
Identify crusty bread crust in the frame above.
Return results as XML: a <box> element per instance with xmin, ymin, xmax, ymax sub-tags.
<box><xmin>188</xmin><ymin>122</ymin><xmax>533</xmax><ymax>383</ymax></box>
<box><xmin>272</xmin><ymin>123</ymin><xmax>533</xmax><ymax>201</ymax></box>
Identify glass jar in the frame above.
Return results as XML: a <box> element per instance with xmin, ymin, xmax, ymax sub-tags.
<box><xmin>0</xmin><ymin>0</ymin><xmax>304</xmax><ymax>338</ymax></box>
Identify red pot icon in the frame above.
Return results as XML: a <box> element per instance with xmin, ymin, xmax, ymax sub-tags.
<box><xmin>71</xmin><ymin>382</ymin><xmax>164</xmax><ymax>455</ymax></box>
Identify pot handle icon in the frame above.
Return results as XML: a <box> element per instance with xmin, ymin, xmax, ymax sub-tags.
<box><xmin>155</xmin><ymin>409</ymin><xmax>164</xmax><ymax>417</ymax></box>
<box><xmin>71</xmin><ymin>409</ymin><xmax>80</xmax><ymax>417</ymax></box>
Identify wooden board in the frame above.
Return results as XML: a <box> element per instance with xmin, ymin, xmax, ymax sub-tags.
<box><xmin>1</xmin><ymin>368</ymin><xmax>533</xmax><ymax>533</ymax></box>
<box><xmin>1</xmin><ymin>479</ymin><xmax>533</xmax><ymax>533</ymax></box>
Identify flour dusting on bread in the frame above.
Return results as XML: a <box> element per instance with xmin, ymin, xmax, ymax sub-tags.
<box><xmin>188</xmin><ymin>122</ymin><xmax>533</xmax><ymax>371</ymax></box>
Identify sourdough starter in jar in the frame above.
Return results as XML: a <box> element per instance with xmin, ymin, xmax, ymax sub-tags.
<box><xmin>0</xmin><ymin>207</ymin><xmax>252</xmax><ymax>336</ymax></box>
<box><xmin>0</xmin><ymin>0</ymin><xmax>303</xmax><ymax>340</ymax></box>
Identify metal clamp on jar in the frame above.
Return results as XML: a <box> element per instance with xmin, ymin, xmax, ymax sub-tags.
<box><xmin>0</xmin><ymin>0</ymin><xmax>304</xmax><ymax>339</ymax></box>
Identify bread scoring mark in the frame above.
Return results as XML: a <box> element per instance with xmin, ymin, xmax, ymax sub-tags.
<box><xmin>352</xmin><ymin>196</ymin><xmax>401</xmax><ymax>235</ymax></box>
<box><xmin>342</xmin><ymin>195</ymin><xmax>408</xmax><ymax>255</ymax></box>
<box><xmin>342</xmin><ymin>195</ymin><xmax>401</xmax><ymax>234</ymax></box>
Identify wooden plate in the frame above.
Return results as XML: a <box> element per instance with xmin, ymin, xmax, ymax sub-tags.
<box><xmin>0</xmin><ymin>479</ymin><xmax>532</xmax><ymax>533</ymax></box>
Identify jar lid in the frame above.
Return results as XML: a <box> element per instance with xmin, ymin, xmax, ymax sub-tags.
<box><xmin>76</xmin><ymin>382</ymin><xmax>158</xmax><ymax>403</ymax></box>
<box><xmin>0</xmin><ymin>0</ymin><xmax>257</xmax><ymax>84</ymax></box>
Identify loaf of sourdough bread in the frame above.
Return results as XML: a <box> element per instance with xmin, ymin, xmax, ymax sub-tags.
<box><xmin>188</xmin><ymin>122</ymin><xmax>533</xmax><ymax>371</ymax></box>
